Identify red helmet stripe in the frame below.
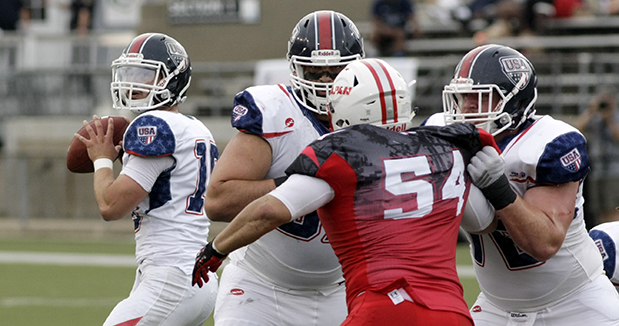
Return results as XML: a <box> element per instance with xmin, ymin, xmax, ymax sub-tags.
<box><xmin>127</xmin><ymin>33</ymin><xmax>154</xmax><ymax>54</ymax></box>
<box><xmin>376</xmin><ymin>59</ymin><xmax>399</xmax><ymax>122</ymax></box>
<box><xmin>456</xmin><ymin>44</ymin><xmax>492</xmax><ymax>79</ymax></box>
<box><xmin>362</xmin><ymin>60</ymin><xmax>390</xmax><ymax>125</ymax></box>
<box><xmin>317</xmin><ymin>11</ymin><xmax>333</xmax><ymax>50</ymax></box>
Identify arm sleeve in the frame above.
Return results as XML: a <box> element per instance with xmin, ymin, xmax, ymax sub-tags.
<box><xmin>461</xmin><ymin>184</ymin><xmax>496</xmax><ymax>233</ymax></box>
<box><xmin>268</xmin><ymin>174</ymin><xmax>335</xmax><ymax>221</ymax></box>
<box><xmin>120</xmin><ymin>155</ymin><xmax>175</xmax><ymax>192</ymax></box>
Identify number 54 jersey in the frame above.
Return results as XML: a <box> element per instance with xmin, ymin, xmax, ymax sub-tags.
<box><xmin>286</xmin><ymin>123</ymin><xmax>495</xmax><ymax>315</ymax></box>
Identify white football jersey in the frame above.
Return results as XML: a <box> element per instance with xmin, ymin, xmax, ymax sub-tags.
<box><xmin>229</xmin><ymin>84</ymin><xmax>342</xmax><ymax>289</ymax></box>
<box><xmin>590</xmin><ymin>221</ymin><xmax>619</xmax><ymax>291</ymax></box>
<box><xmin>425</xmin><ymin>113</ymin><xmax>603</xmax><ymax>311</ymax></box>
<box><xmin>121</xmin><ymin>110</ymin><xmax>218</xmax><ymax>275</ymax></box>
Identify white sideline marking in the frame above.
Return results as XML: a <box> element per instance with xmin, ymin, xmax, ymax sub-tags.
<box><xmin>0</xmin><ymin>251</ymin><xmax>476</xmax><ymax>276</ymax></box>
<box><xmin>457</xmin><ymin>265</ymin><xmax>475</xmax><ymax>277</ymax></box>
<box><xmin>0</xmin><ymin>251</ymin><xmax>136</xmax><ymax>267</ymax></box>
<box><xmin>1</xmin><ymin>297</ymin><xmax>121</xmax><ymax>307</ymax></box>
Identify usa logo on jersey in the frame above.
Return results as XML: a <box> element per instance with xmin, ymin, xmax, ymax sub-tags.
<box><xmin>560</xmin><ymin>148</ymin><xmax>581</xmax><ymax>172</ymax></box>
<box><xmin>232</xmin><ymin>105</ymin><xmax>248</xmax><ymax>122</ymax></box>
<box><xmin>138</xmin><ymin>126</ymin><xmax>157</xmax><ymax>145</ymax></box>
<box><xmin>594</xmin><ymin>239</ymin><xmax>609</xmax><ymax>261</ymax></box>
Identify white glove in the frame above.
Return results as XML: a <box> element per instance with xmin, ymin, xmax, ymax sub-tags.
<box><xmin>467</xmin><ymin>146</ymin><xmax>517</xmax><ymax>210</ymax></box>
<box><xmin>467</xmin><ymin>146</ymin><xmax>505</xmax><ymax>189</ymax></box>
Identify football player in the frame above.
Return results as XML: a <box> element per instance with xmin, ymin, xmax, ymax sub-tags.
<box><xmin>193</xmin><ymin>58</ymin><xmax>502</xmax><ymax>325</ymax></box>
<box><xmin>199</xmin><ymin>10</ymin><xmax>364</xmax><ymax>326</ymax></box>
<box><xmin>425</xmin><ymin>44</ymin><xmax>619</xmax><ymax>325</ymax></box>
<box><xmin>75</xmin><ymin>33</ymin><xmax>218</xmax><ymax>326</ymax></box>
<box><xmin>590</xmin><ymin>221</ymin><xmax>619</xmax><ymax>292</ymax></box>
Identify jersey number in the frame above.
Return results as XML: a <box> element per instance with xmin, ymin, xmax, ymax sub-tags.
<box><xmin>383</xmin><ymin>150</ymin><xmax>466</xmax><ymax>219</ymax></box>
<box><xmin>186</xmin><ymin>140</ymin><xmax>216</xmax><ymax>215</ymax></box>
<box><xmin>277</xmin><ymin>211</ymin><xmax>322</xmax><ymax>241</ymax></box>
<box><xmin>470</xmin><ymin>221</ymin><xmax>543</xmax><ymax>270</ymax></box>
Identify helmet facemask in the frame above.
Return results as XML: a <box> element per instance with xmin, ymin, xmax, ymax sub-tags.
<box><xmin>442</xmin><ymin>76</ymin><xmax>537</xmax><ymax>136</ymax></box>
<box><xmin>110</xmin><ymin>34</ymin><xmax>192</xmax><ymax>114</ymax></box>
<box><xmin>289</xmin><ymin>50</ymin><xmax>361</xmax><ymax>114</ymax></box>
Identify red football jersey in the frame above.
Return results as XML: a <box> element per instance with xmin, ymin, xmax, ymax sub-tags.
<box><xmin>286</xmin><ymin>122</ymin><xmax>495</xmax><ymax>319</ymax></box>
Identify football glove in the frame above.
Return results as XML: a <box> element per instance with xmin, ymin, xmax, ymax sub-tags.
<box><xmin>467</xmin><ymin>146</ymin><xmax>517</xmax><ymax>210</ymax></box>
<box><xmin>192</xmin><ymin>241</ymin><xmax>227</xmax><ymax>288</ymax></box>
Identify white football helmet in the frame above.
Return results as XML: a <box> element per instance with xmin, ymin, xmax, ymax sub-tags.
<box><xmin>327</xmin><ymin>58</ymin><xmax>415</xmax><ymax>131</ymax></box>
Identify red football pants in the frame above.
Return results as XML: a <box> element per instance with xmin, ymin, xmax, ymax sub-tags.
<box><xmin>341</xmin><ymin>290</ymin><xmax>474</xmax><ymax>326</ymax></box>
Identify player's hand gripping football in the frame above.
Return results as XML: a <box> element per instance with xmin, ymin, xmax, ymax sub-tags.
<box><xmin>467</xmin><ymin>146</ymin><xmax>516</xmax><ymax>210</ymax></box>
<box><xmin>192</xmin><ymin>241</ymin><xmax>227</xmax><ymax>287</ymax></box>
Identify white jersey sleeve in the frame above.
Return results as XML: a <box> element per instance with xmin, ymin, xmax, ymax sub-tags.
<box><xmin>121</xmin><ymin>110</ymin><xmax>218</xmax><ymax>275</ymax></box>
<box><xmin>120</xmin><ymin>155</ymin><xmax>175</xmax><ymax>192</ymax></box>
<box><xmin>227</xmin><ymin>84</ymin><xmax>343</xmax><ymax>289</ymax></box>
<box><xmin>461</xmin><ymin>185</ymin><xmax>496</xmax><ymax>233</ymax></box>
<box><xmin>590</xmin><ymin>221</ymin><xmax>619</xmax><ymax>291</ymax></box>
<box><xmin>269</xmin><ymin>174</ymin><xmax>334</xmax><ymax>221</ymax></box>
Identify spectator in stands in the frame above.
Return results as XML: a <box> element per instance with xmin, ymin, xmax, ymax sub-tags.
<box><xmin>574</xmin><ymin>89</ymin><xmax>619</xmax><ymax>226</ymax></box>
<box><xmin>0</xmin><ymin>0</ymin><xmax>29</xmax><ymax>33</ymax></box>
<box><xmin>370</xmin><ymin>0</ymin><xmax>420</xmax><ymax>57</ymax></box>
<box><xmin>70</xmin><ymin>0</ymin><xmax>94</xmax><ymax>36</ymax></box>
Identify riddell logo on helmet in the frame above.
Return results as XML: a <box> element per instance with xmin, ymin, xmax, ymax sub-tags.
<box><xmin>314</xmin><ymin>50</ymin><xmax>338</xmax><ymax>56</ymax></box>
<box><xmin>330</xmin><ymin>86</ymin><xmax>351</xmax><ymax>95</ymax></box>
<box><xmin>386</xmin><ymin>123</ymin><xmax>407</xmax><ymax>132</ymax></box>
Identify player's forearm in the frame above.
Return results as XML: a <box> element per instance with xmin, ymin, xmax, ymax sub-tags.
<box><xmin>496</xmin><ymin>196</ymin><xmax>567</xmax><ymax>261</ymax></box>
<box><xmin>204</xmin><ymin>179</ymin><xmax>277</xmax><ymax>222</ymax></box>
<box><xmin>213</xmin><ymin>195</ymin><xmax>291</xmax><ymax>254</ymax></box>
<box><xmin>93</xmin><ymin>169</ymin><xmax>125</xmax><ymax>221</ymax></box>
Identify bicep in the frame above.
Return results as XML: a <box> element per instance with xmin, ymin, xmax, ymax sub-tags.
<box><xmin>106</xmin><ymin>155</ymin><xmax>173</xmax><ymax>218</ymax></box>
<box><xmin>211</xmin><ymin>132</ymin><xmax>272</xmax><ymax>183</ymax></box>
<box><xmin>110</xmin><ymin>174</ymin><xmax>149</xmax><ymax>210</ymax></box>
<box><xmin>523</xmin><ymin>181</ymin><xmax>579</xmax><ymax>230</ymax></box>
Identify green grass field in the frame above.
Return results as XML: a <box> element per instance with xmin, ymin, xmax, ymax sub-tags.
<box><xmin>0</xmin><ymin>237</ymin><xmax>479</xmax><ymax>326</ymax></box>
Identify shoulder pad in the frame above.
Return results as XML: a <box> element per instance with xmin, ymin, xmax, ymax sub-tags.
<box><xmin>124</xmin><ymin>114</ymin><xmax>175</xmax><ymax>157</ymax></box>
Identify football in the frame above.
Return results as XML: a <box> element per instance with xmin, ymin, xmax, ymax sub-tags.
<box><xmin>67</xmin><ymin>116</ymin><xmax>131</xmax><ymax>173</ymax></box>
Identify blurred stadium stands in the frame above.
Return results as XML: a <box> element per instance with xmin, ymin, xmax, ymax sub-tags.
<box><xmin>1</xmin><ymin>2</ymin><xmax>619</xmax><ymax>226</ymax></box>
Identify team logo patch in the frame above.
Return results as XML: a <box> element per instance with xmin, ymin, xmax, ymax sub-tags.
<box><xmin>285</xmin><ymin>117</ymin><xmax>295</xmax><ymax>128</ymax></box>
<box><xmin>500</xmin><ymin>56</ymin><xmax>532</xmax><ymax>89</ymax></box>
<box><xmin>330</xmin><ymin>85</ymin><xmax>352</xmax><ymax>95</ymax></box>
<box><xmin>230</xmin><ymin>288</ymin><xmax>245</xmax><ymax>295</ymax></box>
<box><xmin>165</xmin><ymin>41</ymin><xmax>189</xmax><ymax>73</ymax></box>
<box><xmin>232</xmin><ymin>105</ymin><xmax>248</xmax><ymax>122</ymax></box>
<box><xmin>137</xmin><ymin>126</ymin><xmax>157</xmax><ymax>145</ymax></box>
<box><xmin>560</xmin><ymin>148</ymin><xmax>582</xmax><ymax>172</ymax></box>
